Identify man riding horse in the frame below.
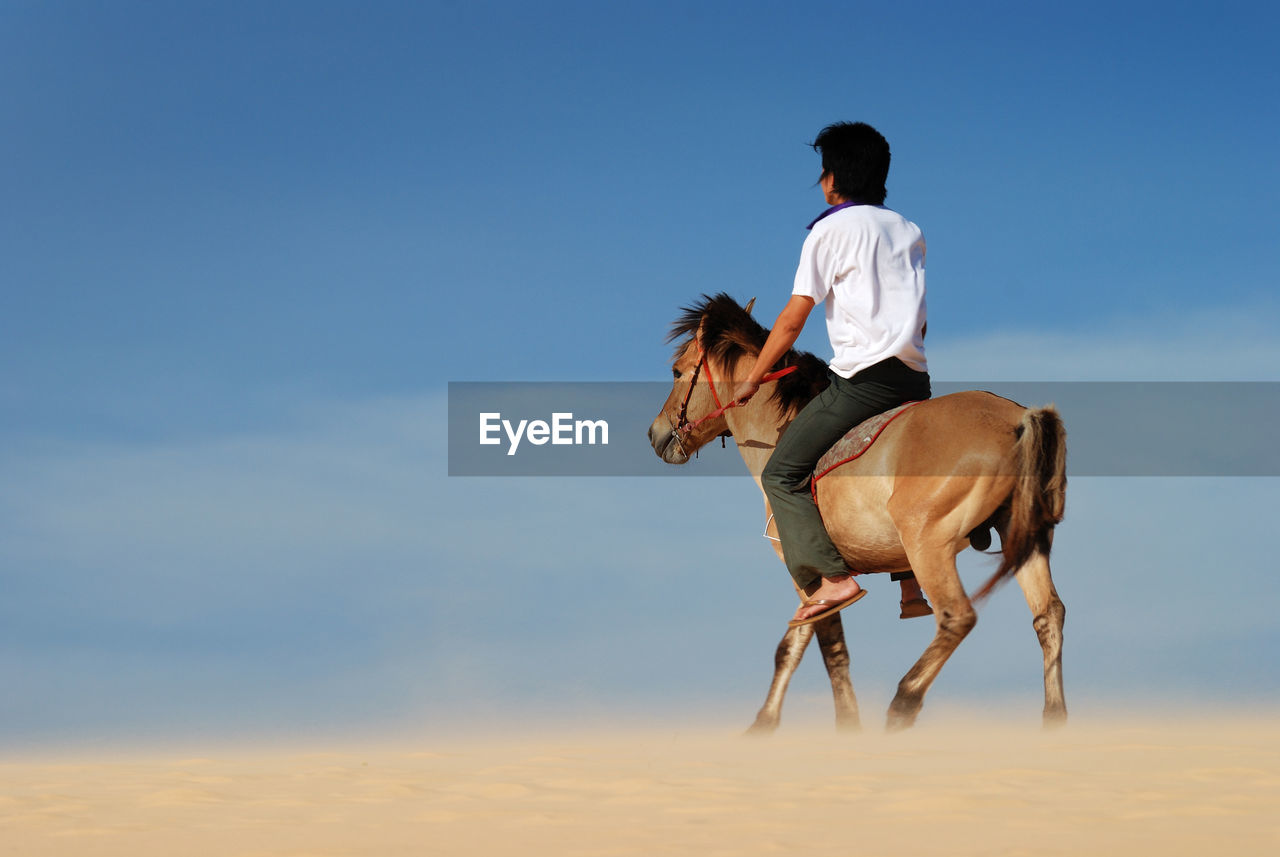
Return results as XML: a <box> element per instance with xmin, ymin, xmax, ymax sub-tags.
<box><xmin>731</xmin><ymin>121</ymin><xmax>933</xmax><ymax>627</ymax></box>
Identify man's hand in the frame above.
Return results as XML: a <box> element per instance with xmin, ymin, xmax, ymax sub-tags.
<box><xmin>732</xmin><ymin>380</ymin><xmax>761</xmax><ymax>406</ymax></box>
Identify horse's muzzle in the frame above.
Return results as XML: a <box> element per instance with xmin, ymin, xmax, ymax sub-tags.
<box><xmin>648</xmin><ymin>420</ymin><xmax>689</xmax><ymax>464</ymax></box>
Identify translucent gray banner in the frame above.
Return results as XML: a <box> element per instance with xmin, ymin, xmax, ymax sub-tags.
<box><xmin>448</xmin><ymin>382</ymin><xmax>1280</xmax><ymax>477</ymax></box>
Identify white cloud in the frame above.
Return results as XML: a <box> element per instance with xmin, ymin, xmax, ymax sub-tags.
<box><xmin>931</xmin><ymin>299</ymin><xmax>1280</xmax><ymax>380</ymax></box>
<box><xmin>5</xmin><ymin>397</ymin><xmax>444</xmax><ymax>579</ymax></box>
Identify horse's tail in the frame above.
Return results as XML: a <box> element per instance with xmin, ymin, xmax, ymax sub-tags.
<box><xmin>973</xmin><ymin>406</ymin><xmax>1067</xmax><ymax>602</ymax></box>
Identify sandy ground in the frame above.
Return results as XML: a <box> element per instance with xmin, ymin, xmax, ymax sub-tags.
<box><xmin>2</xmin><ymin>714</ymin><xmax>1276</xmax><ymax>856</ymax></box>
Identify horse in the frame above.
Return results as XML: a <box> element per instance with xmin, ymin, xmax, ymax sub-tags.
<box><xmin>647</xmin><ymin>294</ymin><xmax>1068</xmax><ymax>732</ymax></box>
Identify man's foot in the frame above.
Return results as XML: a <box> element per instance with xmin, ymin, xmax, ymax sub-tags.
<box><xmin>899</xmin><ymin>597</ymin><xmax>933</xmax><ymax>619</ymax></box>
<box><xmin>789</xmin><ymin>574</ymin><xmax>866</xmax><ymax>627</ymax></box>
<box><xmin>897</xmin><ymin>574</ymin><xmax>932</xmax><ymax>619</ymax></box>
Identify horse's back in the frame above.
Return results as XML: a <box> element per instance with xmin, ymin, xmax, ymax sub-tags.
<box><xmin>824</xmin><ymin>391</ymin><xmax>1025</xmax><ymax>478</ymax></box>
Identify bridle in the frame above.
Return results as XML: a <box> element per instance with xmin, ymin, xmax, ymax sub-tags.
<box><xmin>669</xmin><ymin>346</ymin><xmax>797</xmax><ymax>454</ymax></box>
<box><xmin>674</xmin><ymin>346</ymin><xmax>723</xmax><ymax>435</ymax></box>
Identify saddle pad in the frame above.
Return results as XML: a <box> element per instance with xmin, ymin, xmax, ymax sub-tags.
<box><xmin>811</xmin><ymin>400</ymin><xmax>923</xmax><ymax>489</ymax></box>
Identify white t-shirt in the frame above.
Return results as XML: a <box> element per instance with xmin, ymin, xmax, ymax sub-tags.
<box><xmin>792</xmin><ymin>204</ymin><xmax>927</xmax><ymax>378</ymax></box>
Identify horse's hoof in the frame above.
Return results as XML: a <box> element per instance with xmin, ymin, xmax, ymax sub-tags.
<box><xmin>1042</xmin><ymin>707</ymin><xmax>1068</xmax><ymax>729</ymax></box>
<box><xmin>885</xmin><ymin>703</ymin><xmax>919</xmax><ymax>732</ymax></box>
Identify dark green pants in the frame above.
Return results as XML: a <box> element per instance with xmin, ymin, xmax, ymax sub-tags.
<box><xmin>761</xmin><ymin>358</ymin><xmax>931</xmax><ymax>589</ymax></box>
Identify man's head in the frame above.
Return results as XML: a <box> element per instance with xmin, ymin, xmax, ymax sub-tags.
<box><xmin>811</xmin><ymin>122</ymin><xmax>890</xmax><ymax>205</ymax></box>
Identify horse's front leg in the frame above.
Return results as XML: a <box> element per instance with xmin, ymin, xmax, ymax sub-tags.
<box><xmin>744</xmin><ymin>614</ymin><xmax>860</xmax><ymax>735</ymax></box>
<box><xmin>814</xmin><ymin>613</ymin><xmax>861</xmax><ymax>731</ymax></box>
<box><xmin>745</xmin><ymin>623</ymin><xmax>814</xmax><ymax>735</ymax></box>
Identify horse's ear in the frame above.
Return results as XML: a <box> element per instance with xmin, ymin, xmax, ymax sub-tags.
<box><xmin>744</xmin><ymin>297</ymin><xmax>756</xmax><ymax>315</ymax></box>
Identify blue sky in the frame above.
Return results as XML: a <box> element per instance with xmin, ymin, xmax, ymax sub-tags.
<box><xmin>2</xmin><ymin>1</ymin><xmax>1277</xmax><ymax>747</ymax></box>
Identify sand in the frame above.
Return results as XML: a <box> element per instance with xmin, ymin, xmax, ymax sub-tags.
<box><xmin>2</xmin><ymin>714</ymin><xmax>1276</xmax><ymax>856</ymax></box>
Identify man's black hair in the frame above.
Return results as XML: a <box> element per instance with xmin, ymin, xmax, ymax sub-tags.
<box><xmin>811</xmin><ymin>121</ymin><xmax>890</xmax><ymax>205</ymax></box>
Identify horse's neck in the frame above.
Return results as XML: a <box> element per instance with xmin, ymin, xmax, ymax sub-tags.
<box><xmin>725</xmin><ymin>402</ymin><xmax>792</xmax><ymax>477</ymax></box>
<box><xmin>736</xmin><ymin>444</ymin><xmax>774</xmax><ymax>477</ymax></box>
<box><xmin>726</xmin><ymin>402</ymin><xmax>794</xmax><ymax>551</ymax></box>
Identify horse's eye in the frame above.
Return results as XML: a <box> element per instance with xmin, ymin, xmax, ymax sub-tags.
<box><xmin>672</xmin><ymin>367</ymin><xmax>682</xmax><ymax>380</ymax></box>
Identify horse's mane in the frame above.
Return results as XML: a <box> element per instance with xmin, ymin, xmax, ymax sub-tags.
<box><xmin>667</xmin><ymin>292</ymin><xmax>830</xmax><ymax>414</ymax></box>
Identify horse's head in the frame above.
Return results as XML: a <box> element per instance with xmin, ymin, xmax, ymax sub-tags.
<box><xmin>648</xmin><ymin>333</ymin><xmax>734</xmax><ymax>464</ymax></box>
<box><xmin>649</xmin><ymin>293</ymin><xmax>830</xmax><ymax>465</ymax></box>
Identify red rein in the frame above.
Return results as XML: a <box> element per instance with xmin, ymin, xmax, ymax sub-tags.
<box><xmin>677</xmin><ymin>353</ymin><xmax>798</xmax><ymax>435</ymax></box>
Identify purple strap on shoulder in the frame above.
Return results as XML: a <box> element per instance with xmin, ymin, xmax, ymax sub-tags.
<box><xmin>807</xmin><ymin>201</ymin><xmax>866</xmax><ymax>230</ymax></box>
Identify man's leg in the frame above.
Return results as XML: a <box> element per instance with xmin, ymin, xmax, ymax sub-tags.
<box><xmin>894</xmin><ymin>571</ymin><xmax>934</xmax><ymax>619</ymax></box>
<box><xmin>763</xmin><ymin>364</ymin><xmax>931</xmax><ymax>623</ymax></box>
<box><xmin>763</xmin><ymin>373</ymin><xmax>913</xmax><ymax>583</ymax></box>
<box><xmin>763</xmin><ymin>377</ymin><xmax>877</xmax><ymax>589</ymax></box>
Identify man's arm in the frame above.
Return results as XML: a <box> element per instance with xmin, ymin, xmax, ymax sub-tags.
<box><xmin>731</xmin><ymin>294</ymin><xmax>815</xmax><ymax>404</ymax></box>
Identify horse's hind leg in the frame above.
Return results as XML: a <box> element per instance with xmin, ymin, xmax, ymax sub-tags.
<box><xmin>814</xmin><ymin>613</ymin><xmax>861</xmax><ymax>731</ymax></box>
<box><xmin>1014</xmin><ymin>549</ymin><xmax>1067</xmax><ymax>726</ymax></box>
<box><xmin>746</xmin><ymin>623</ymin><xmax>815</xmax><ymax>735</ymax></box>
<box><xmin>886</xmin><ymin>547</ymin><xmax>976</xmax><ymax>731</ymax></box>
